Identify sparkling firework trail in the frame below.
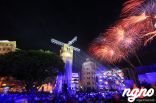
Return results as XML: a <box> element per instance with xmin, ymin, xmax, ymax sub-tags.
<box><xmin>89</xmin><ymin>0</ymin><xmax>156</xmax><ymax>63</ymax></box>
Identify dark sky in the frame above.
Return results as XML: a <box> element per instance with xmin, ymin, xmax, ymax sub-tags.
<box><xmin>0</xmin><ymin>0</ymin><xmax>124</xmax><ymax>50</ymax></box>
<box><xmin>0</xmin><ymin>0</ymin><xmax>156</xmax><ymax>66</ymax></box>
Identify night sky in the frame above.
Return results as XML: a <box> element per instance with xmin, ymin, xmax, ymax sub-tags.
<box><xmin>0</xmin><ymin>0</ymin><xmax>156</xmax><ymax>66</ymax></box>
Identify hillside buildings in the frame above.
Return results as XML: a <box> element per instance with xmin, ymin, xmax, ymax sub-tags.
<box><xmin>0</xmin><ymin>40</ymin><xmax>16</xmax><ymax>55</ymax></box>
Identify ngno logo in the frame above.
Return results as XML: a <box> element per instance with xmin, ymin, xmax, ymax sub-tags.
<box><xmin>122</xmin><ymin>84</ymin><xmax>154</xmax><ymax>102</ymax></box>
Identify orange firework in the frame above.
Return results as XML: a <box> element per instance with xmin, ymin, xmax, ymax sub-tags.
<box><xmin>89</xmin><ymin>0</ymin><xmax>156</xmax><ymax>63</ymax></box>
<box><xmin>89</xmin><ymin>43</ymin><xmax>125</xmax><ymax>63</ymax></box>
<box><xmin>121</xmin><ymin>0</ymin><xmax>156</xmax><ymax>45</ymax></box>
<box><xmin>121</xmin><ymin>0</ymin><xmax>144</xmax><ymax>16</ymax></box>
<box><xmin>118</xmin><ymin>12</ymin><xmax>148</xmax><ymax>28</ymax></box>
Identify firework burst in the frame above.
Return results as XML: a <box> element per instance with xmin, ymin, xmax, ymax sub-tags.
<box><xmin>121</xmin><ymin>0</ymin><xmax>156</xmax><ymax>45</ymax></box>
<box><xmin>89</xmin><ymin>0</ymin><xmax>156</xmax><ymax>63</ymax></box>
<box><xmin>89</xmin><ymin>43</ymin><xmax>125</xmax><ymax>63</ymax></box>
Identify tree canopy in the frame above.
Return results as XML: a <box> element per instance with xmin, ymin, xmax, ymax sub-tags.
<box><xmin>0</xmin><ymin>50</ymin><xmax>64</xmax><ymax>92</ymax></box>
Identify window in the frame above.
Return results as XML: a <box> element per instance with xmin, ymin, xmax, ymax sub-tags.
<box><xmin>7</xmin><ymin>48</ymin><xmax>10</xmax><ymax>51</ymax></box>
<box><xmin>87</xmin><ymin>77</ymin><xmax>90</xmax><ymax>79</ymax></box>
<box><xmin>87</xmin><ymin>72</ymin><xmax>90</xmax><ymax>74</ymax></box>
<box><xmin>74</xmin><ymin>79</ymin><xmax>78</xmax><ymax>81</ymax></box>
<box><xmin>87</xmin><ymin>82</ymin><xmax>90</xmax><ymax>85</ymax></box>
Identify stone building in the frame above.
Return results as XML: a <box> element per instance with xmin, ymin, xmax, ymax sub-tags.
<box><xmin>0</xmin><ymin>40</ymin><xmax>16</xmax><ymax>55</ymax></box>
<box><xmin>0</xmin><ymin>40</ymin><xmax>18</xmax><ymax>93</ymax></box>
<box><xmin>81</xmin><ymin>58</ymin><xmax>97</xmax><ymax>91</ymax></box>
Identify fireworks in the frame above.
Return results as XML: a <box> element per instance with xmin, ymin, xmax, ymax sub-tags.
<box><xmin>89</xmin><ymin>44</ymin><xmax>125</xmax><ymax>63</ymax></box>
<box><xmin>89</xmin><ymin>0</ymin><xmax>156</xmax><ymax>63</ymax></box>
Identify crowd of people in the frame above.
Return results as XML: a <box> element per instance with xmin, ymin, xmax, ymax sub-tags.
<box><xmin>0</xmin><ymin>92</ymin><xmax>124</xmax><ymax>103</ymax></box>
<box><xmin>0</xmin><ymin>82</ymin><xmax>155</xmax><ymax>103</ymax></box>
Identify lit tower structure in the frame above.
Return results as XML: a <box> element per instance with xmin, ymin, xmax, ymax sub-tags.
<box><xmin>51</xmin><ymin>36</ymin><xmax>80</xmax><ymax>92</ymax></box>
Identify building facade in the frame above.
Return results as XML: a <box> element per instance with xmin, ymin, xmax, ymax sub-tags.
<box><xmin>71</xmin><ymin>73</ymin><xmax>79</xmax><ymax>92</ymax></box>
<box><xmin>0</xmin><ymin>40</ymin><xmax>17</xmax><ymax>93</ymax></box>
<box><xmin>96</xmin><ymin>69</ymin><xmax>125</xmax><ymax>92</ymax></box>
<box><xmin>0</xmin><ymin>40</ymin><xmax>16</xmax><ymax>55</ymax></box>
<box><xmin>81</xmin><ymin>58</ymin><xmax>97</xmax><ymax>91</ymax></box>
